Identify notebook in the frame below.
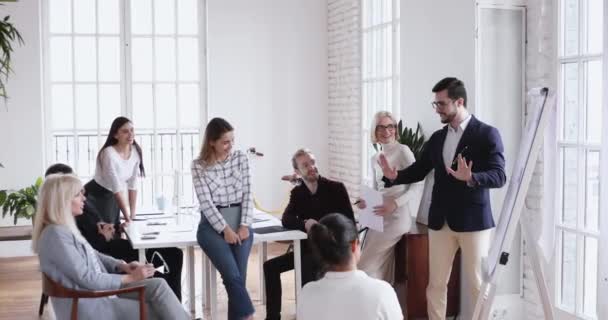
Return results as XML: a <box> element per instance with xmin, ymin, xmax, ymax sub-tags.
<box><xmin>253</xmin><ymin>225</ymin><xmax>288</xmax><ymax>234</ymax></box>
<box><xmin>218</xmin><ymin>206</ymin><xmax>242</xmax><ymax>231</ymax></box>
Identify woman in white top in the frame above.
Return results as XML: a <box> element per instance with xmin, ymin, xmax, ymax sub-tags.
<box><xmin>191</xmin><ymin>117</ymin><xmax>254</xmax><ymax>320</ymax></box>
<box><xmin>78</xmin><ymin>117</ymin><xmax>183</xmax><ymax>300</ymax></box>
<box><xmin>357</xmin><ymin>111</ymin><xmax>424</xmax><ymax>283</ymax></box>
<box><xmin>298</xmin><ymin>213</ymin><xmax>403</xmax><ymax>320</ymax></box>
<box><xmin>86</xmin><ymin>116</ymin><xmax>144</xmax><ymax>224</ymax></box>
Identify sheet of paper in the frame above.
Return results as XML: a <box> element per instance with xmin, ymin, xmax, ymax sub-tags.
<box><xmin>359</xmin><ymin>185</ymin><xmax>384</xmax><ymax>232</ymax></box>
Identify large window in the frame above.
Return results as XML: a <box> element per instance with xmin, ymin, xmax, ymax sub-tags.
<box><xmin>556</xmin><ymin>0</ymin><xmax>603</xmax><ymax>318</ymax></box>
<box><xmin>361</xmin><ymin>0</ymin><xmax>400</xmax><ymax>181</ymax></box>
<box><xmin>44</xmin><ymin>0</ymin><xmax>204</xmax><ymax>208</ymax></box>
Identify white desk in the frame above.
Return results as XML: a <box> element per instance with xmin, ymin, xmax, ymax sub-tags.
<box><xmin>125</xmin><ymin>210</ymin><xmax>307</xmax><ymax>319</ymax></box>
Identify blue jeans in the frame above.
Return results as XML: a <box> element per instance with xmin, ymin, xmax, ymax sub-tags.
<box><xmin>197</xmin><ymin>220</ymin><xmax>255</xmax><ymax>320</ymax></box>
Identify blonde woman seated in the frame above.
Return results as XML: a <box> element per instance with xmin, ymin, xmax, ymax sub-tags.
<box><xmin>297</xmin><ymin>213</ymin><xmax>403</xmax><ymax>320</ymax></box>
<box><xmin>32</xmin><ymin>174</ymin><xmax>190</xmax><ymax>320</ymax></box>
<box><xmin>357</xmin><ymin>111</ymin><xmax>423</xmax><ymax>283</ymax></box>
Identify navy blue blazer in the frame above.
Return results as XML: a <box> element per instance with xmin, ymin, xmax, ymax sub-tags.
<box><xmin>383</xmin><ymin>116</ymin><xmax>506</xmax><ymax>232</ymax></box>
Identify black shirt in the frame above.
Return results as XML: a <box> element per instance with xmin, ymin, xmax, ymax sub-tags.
<box><xmin>281</xmin><ymin>176</ymin><xmax>355</xmax><ymax>232</ymax></box>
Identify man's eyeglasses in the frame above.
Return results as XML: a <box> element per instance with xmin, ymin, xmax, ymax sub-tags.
<box><xmin>431</xmin><ymin>100</ymin><xmax>452</xmax><ymax>110</ymax></box>
<box><xmin>147</xmin><ymin>251</ymin><xmax>170</xmax><ymax>274</ymax></box>
<box><xmin>376</xmin><ymin>124</ymin><xmax>396</xmax><ymax>131</ymax></box>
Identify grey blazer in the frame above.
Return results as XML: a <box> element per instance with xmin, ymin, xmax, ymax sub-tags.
<box><xmin>38</xmin><ymin>224</ymin><xmax>137</xmax><ymax>320</ymax></box>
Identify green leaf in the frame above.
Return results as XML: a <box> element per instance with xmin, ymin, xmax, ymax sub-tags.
<box><xmin>0</xmin><ymin>14</ymin><xmax>24</xmax><ymax>100</ymax></box>
<box><xmin>25</xmin><ymin>205</ymin><xmax>35</xmax><ymax>217</ymax></box>
<box><xmin>1</xmin><ymin>177</ymin><xmax>39</xmax><ymax>223</ymax></box>
<box><xmin>388</xmin><ymin>121</ymin><xmax>427</xmax><ymax>160</ymax></box>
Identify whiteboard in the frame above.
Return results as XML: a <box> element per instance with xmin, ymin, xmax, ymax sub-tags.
<box><xmin>485</xmin><ymin>87</ymin><xmax>556</xmax><ymax>277</ymax></box>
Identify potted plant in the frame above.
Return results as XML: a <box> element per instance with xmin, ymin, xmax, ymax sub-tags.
<box><xmin>0</xmin><ymin>4</ymin><xmax>24</xmax><ymax>100</ymax></box>
<box><xmin>396</xmin><ymin>120</ymin><xmax>426</xmax><ymax>160</ymax></box>
<box><xmin>0</xmin><ymin>177</ymin><xmax>42</xmax><ymax>225</ymax></box>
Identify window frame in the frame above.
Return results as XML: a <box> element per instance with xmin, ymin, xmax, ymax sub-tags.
<box><xmin>554</xmin><ymin>0</ymin><xmax>605</xmax><ymax>319</ymax></box>
<box><xmin>360</xmin><ymin>0</ymin><xmax>401</xmax><ymax>183</ymax></box>
<box><xmin>41</xmin><ymin>0</ymin><xmax>208</xmax><ymax>208</ymax></box>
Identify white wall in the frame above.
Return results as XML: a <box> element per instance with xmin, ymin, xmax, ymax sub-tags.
<box><xmin>0</xmin><ymin>0</ymin><xmax>45</xmax><ymax>191</ymax></box>
<box><xmin>327</xmin><ymin>0</ymin><xmax>361</xmax><ymax>198</ymax></box>
<box><xmin>0</xmin><ymin>0</ymin><xmax>44</xmax><ymax>231</ymax></box>
<box><xmin>477</xmin><ymin>5</ymin><xmax>525</xmax><ymax>297</ymax></box>
<box><xmin>400</xmin><ymin>0</ymin><xmax>476</xmax><ymax>135</ymax></box>
<box><xmin>207</xmin><ymin>0</ymin><xmax>328</xmax><ymax>210</ymax></box>
<box><xmin>0</xmin><ymin>0</ymin><xmax>44</xmax><ymax>255</ymax></box>
<box><xmin>522</xmin><ymin>0</ymin><xmax>558</xmax><ymax>318</ymax></box>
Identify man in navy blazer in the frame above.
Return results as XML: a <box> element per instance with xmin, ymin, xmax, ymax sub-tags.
<box><xmin>379</xmin><ymin>77</ymin><xmax>506</xmax><ymax>320</ymax></box>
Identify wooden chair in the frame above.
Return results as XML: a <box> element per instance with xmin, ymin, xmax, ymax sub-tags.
<box><xmin>42</xmin><ymin>273</ymin><xmax>147</xmax><ymax>320</ymax></box>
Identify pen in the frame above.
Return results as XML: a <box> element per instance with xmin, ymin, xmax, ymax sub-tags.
<box><xmin>452</xmin><ymin>146</ymin><xmax>469</xmax><ymax>166</ymax></box>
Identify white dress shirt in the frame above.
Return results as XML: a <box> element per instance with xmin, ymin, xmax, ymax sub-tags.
<box><xmin>442</xmin><ymin>114</ymin><xmax>472</xmax><ymax>168</ymax></box>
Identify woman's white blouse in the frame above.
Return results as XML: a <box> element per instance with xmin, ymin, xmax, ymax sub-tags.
<box><xmin>93</xmin><ymin>146</ymin><xmax>140</xmax><ymax>193</ymax></box>
<box><xmin>371</xmin><ymin>142</ymin><xmax>423</xmax><ymax>214</ymax></box>
<box><xmin>297</xmin><ymin>270</ymin><xmax>403</xmax><ymax>320</ymax></box>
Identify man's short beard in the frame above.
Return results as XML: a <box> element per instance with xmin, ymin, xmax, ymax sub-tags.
<box><xmin>303</xmin><ymin>174</ymin><xmax>319</xmax><ymax>183</ymax></box>
<box><xmin>440</xmin><ymin>110</ymin><xmax>457</xmax><ymax>124</ymax></box>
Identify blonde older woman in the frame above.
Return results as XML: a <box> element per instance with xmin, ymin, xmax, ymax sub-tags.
<box><xmin>357</xmin><ymin>111</ymin><xmax>424</xmax><ymax>283</ymax></box>
<box><xmin>32</xmin><ymin>174</ymin><xmax>189</xmax><ymax>320</ymax></box>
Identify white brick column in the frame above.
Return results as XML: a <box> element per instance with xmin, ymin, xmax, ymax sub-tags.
<box><xmin>327</xmin><ymin>0</ymin><xmax>362</xmax><ymax>197</ymax></box>
<box><xmin>523</xmin><ymin>1</ymin><xmax>557</xmax><ymax>319</ymax></box>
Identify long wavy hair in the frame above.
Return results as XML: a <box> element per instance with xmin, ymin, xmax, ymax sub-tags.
<box><xmin>97</xmin><ymin>116</ymin><xmax>145</xmax><ymax>177</ymax></box>
<box><xmin>31</xmin><ymin>174</ymin><xmax>86</xmax><ymax>253</ymax></box>
<box><xmin>197</xmin><ymin>117</ymin><xmax>234</xmax><ymax>167</ymax></box>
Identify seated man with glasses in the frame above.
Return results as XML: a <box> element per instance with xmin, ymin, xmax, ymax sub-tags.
<box><xmin>44</xmin><ymin>163</ymin><xmax>184</xmax><ymax>301</ymax></box>
<box><xmin>263</xmin><ymin>149</ymin><xmax>355</xmax><ymax>320</ymax></box>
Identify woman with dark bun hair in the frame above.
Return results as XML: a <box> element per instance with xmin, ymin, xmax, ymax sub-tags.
<box><xmin>297</xmin><ymin>213</ymin><xmax>403</xmax><ymax>320</ymax></box>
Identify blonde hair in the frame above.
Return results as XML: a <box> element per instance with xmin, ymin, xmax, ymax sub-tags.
<box><xmin>31</xmin><ymin>174</ymin><xmax>86</xmax><ymax>253</ymax></box>
<box><xmin>370</xmin><ymin>111</ymin><xmax>399</xmax><ymax>144</ymax></box>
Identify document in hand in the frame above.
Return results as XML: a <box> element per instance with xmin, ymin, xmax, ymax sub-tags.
<box><xmin>358</xmin><ymin>185</ymin><xmax>384</xmax><ymax>232</ymax></box>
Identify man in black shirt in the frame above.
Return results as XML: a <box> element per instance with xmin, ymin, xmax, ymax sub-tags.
<box><xmin>263</xmin><ymin>149</ymin><xmax>355</xmax><ymax>320</ymax></box>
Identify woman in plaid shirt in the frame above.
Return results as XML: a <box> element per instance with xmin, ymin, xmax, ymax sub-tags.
<box><xmin>192</xmin><ymin>117</ymin><xmax>255</xmax><ymax>320</ymax></box>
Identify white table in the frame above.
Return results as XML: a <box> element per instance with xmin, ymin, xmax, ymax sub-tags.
<box><xmin>125</xmin><ymin>210</ymin><xmax>307</xmax><ymax>319</ymax></box>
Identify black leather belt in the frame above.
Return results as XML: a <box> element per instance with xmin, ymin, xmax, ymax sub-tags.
<box><xmin>216</xmin><ymin>203</ymin><xmax>241</xmax><ymax>209</ymax></box>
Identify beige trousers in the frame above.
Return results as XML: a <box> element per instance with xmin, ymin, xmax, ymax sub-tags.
<box><xmin>426</xmin><ymin>223</ymin><xmax>492</xmax><ymax>320</ymax></box>
<box><xmin>358</xmin><ymin>205</ymin><xmax>411</xmax><ymax>284</ymax></box>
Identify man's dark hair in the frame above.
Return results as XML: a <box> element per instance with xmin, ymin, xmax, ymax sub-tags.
<box><xmin>44</xmin><ymin>163</ymin><xmax>73</xmax><ymax>177</ymax></box>
<box><xmin>432</xmin><ymin>77</ymin><xmax>467</xmax><ymax>107</ymax></box>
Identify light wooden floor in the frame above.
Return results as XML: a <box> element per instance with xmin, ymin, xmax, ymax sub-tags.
<box><xmin>0</xmin><ymin>243</ymin><xmax>296</xmax><ymax>320</ymax></box>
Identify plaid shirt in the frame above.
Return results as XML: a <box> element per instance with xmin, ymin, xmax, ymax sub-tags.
<box><xmin>191</xmin><ymin>150</ymin><xmax>253</xmax><ymax>233</ymax></box>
